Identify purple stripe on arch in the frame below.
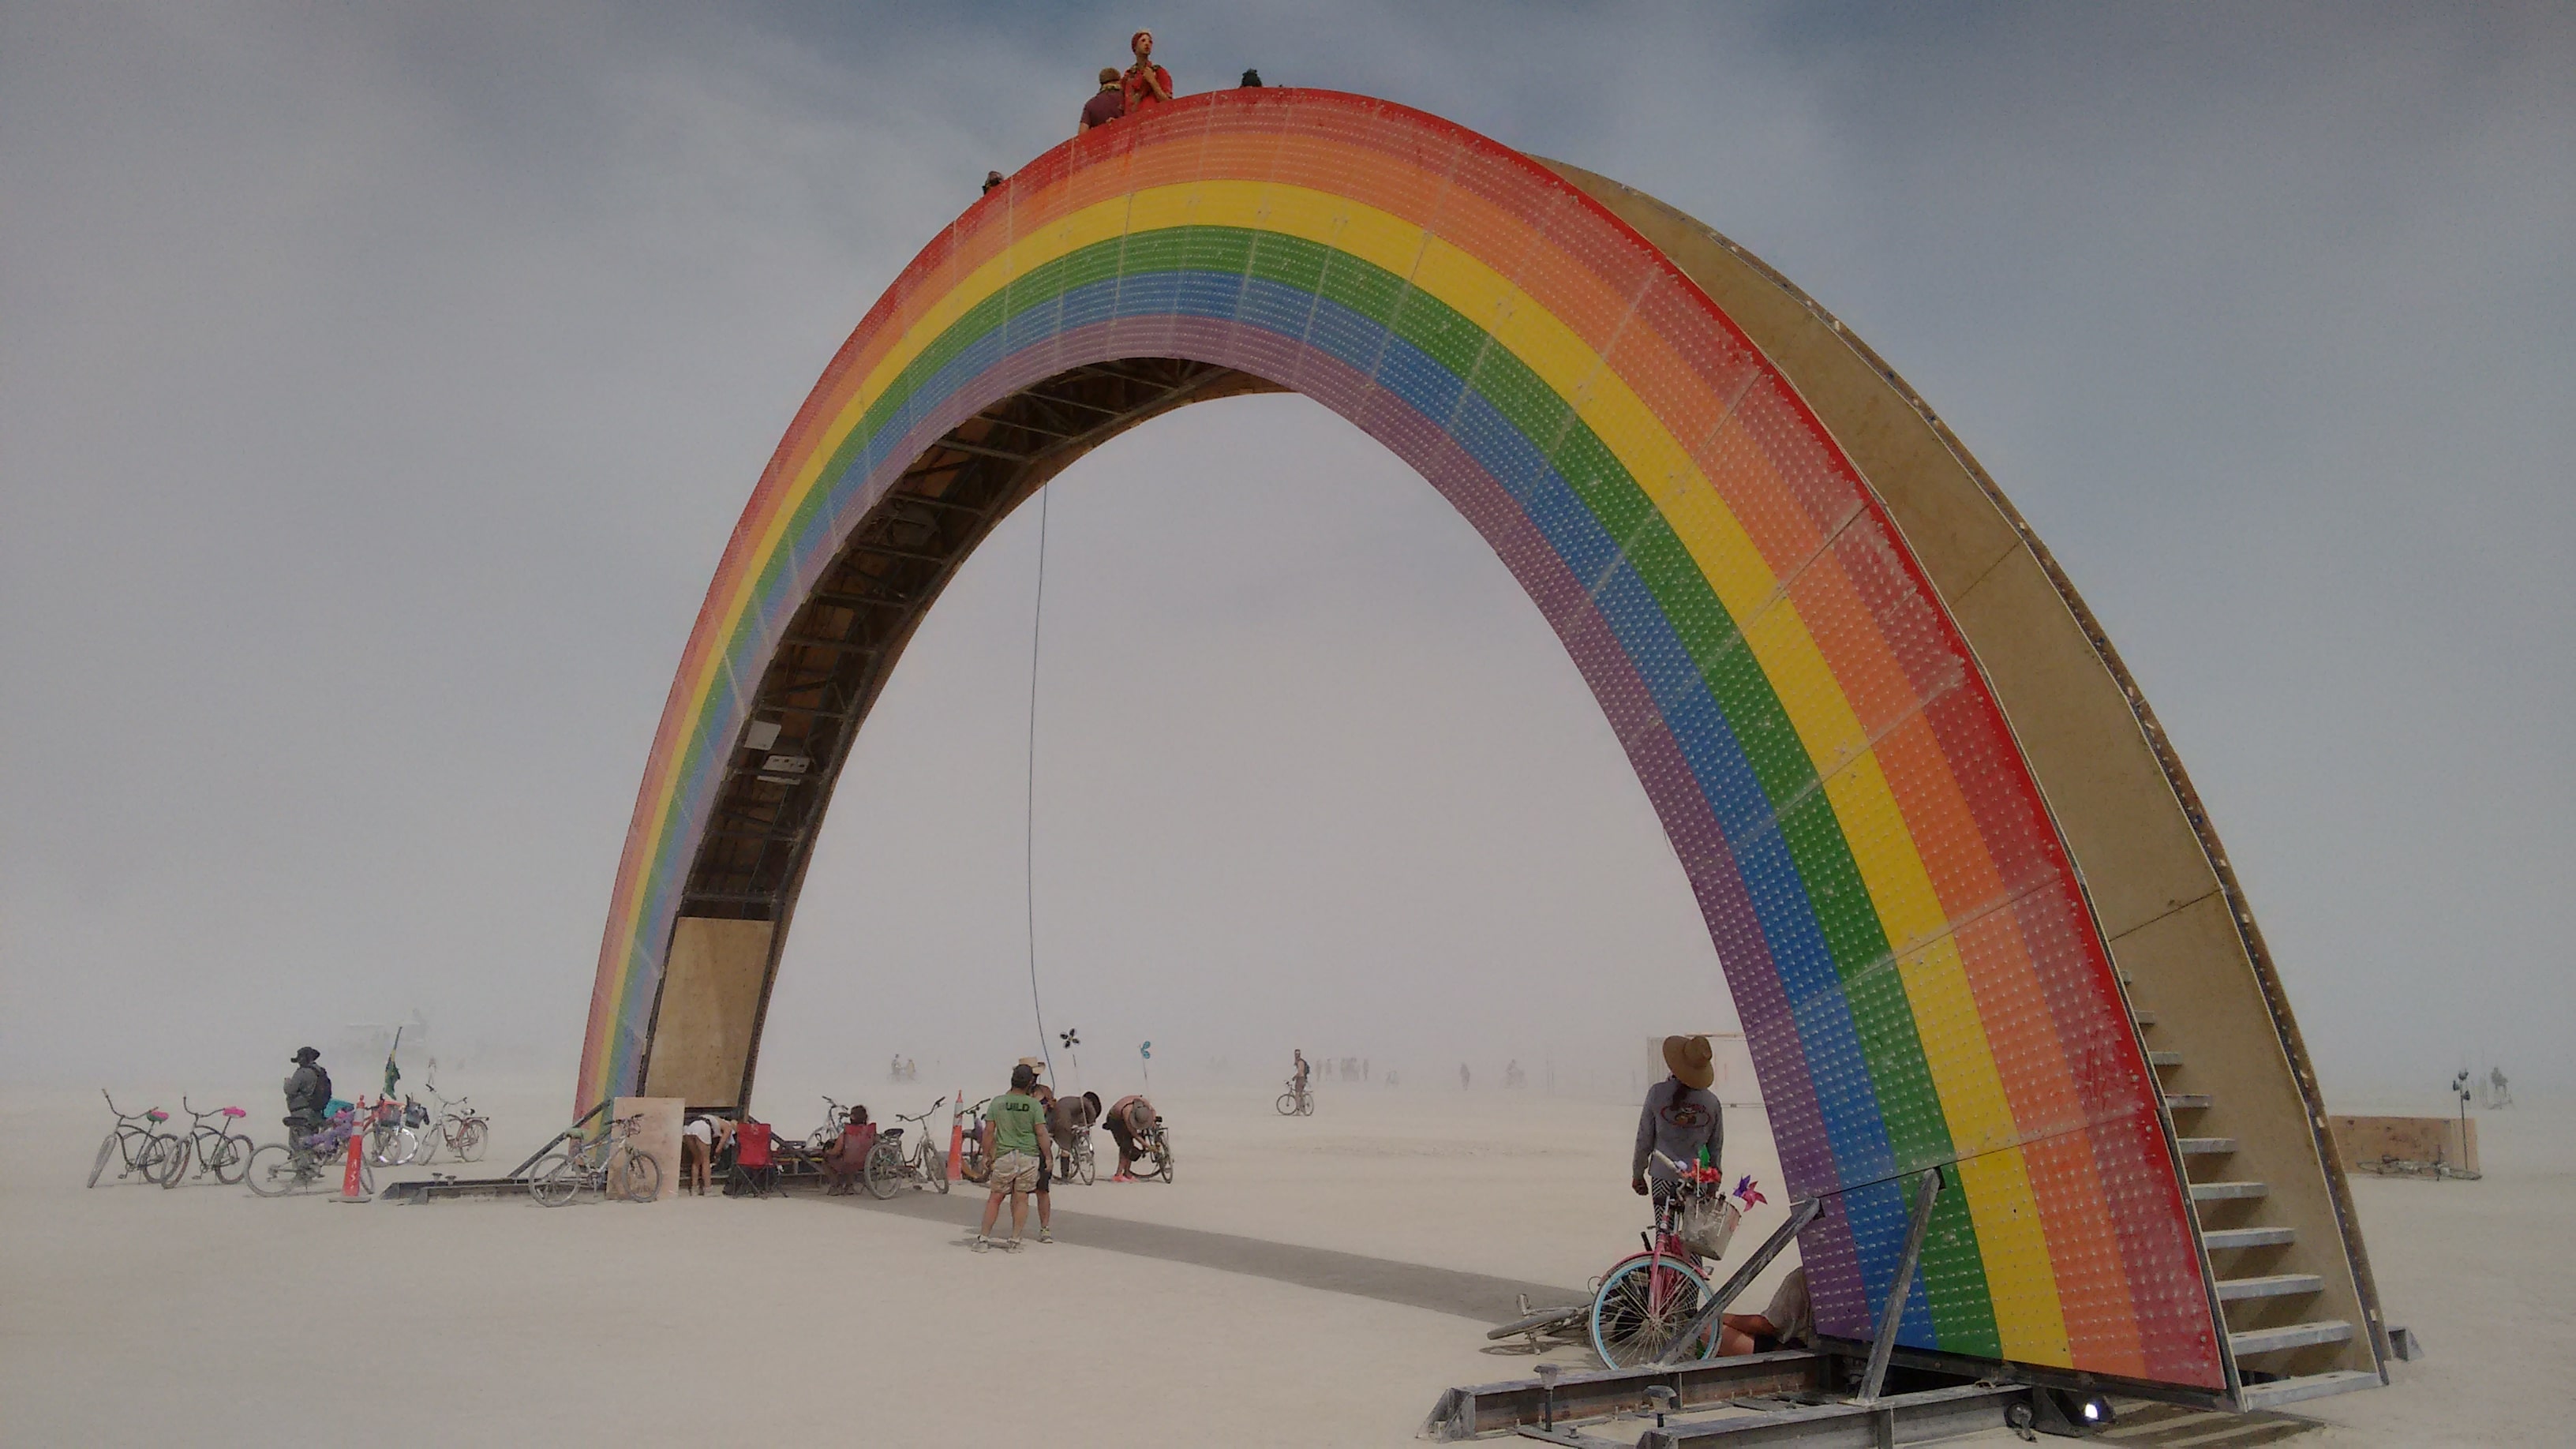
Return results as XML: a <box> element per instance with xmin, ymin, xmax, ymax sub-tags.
<box><xmin>771</xmin><ymin>306</ymin><xmax>1869</xmax><ymax>1291</ymax></box>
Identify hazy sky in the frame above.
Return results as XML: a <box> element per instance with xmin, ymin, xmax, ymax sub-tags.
<box><xmin>4</xmin><ymin>3</ymin><xmax>2569</xmax><ymax>1104</ymax></box>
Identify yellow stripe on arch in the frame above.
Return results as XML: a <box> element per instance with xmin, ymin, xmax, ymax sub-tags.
<box><xmin>685</xmin><ymin>185</ymin><xmax>2073</xmax><ymax>1315</ymax></box>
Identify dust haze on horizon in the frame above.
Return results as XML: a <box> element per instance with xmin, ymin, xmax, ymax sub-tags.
<box><xmin>3</xmin><ymin>3</ymin><xmax>2570</xmax><ymax>1107</ymax></box>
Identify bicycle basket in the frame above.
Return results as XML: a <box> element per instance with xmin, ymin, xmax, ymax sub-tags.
<box><xmin>1676</xmin><ymin>1195</ymin><xmax>1742</xmax><ymax>1260</ymax></box>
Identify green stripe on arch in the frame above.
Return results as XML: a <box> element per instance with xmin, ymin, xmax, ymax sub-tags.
<box><xmin>820</xmin><ymin>219</ymin><xmax>1998</xmax><ymax>1346</ymax></box>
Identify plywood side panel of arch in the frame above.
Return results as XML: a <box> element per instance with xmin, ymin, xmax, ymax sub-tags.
<box><xmin>1545</xmin><ymin>159</ymin><xmax>2383</xmax><ymax>1387</ymax></box>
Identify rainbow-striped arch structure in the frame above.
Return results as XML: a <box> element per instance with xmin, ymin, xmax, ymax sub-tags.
<box><xmin>582</xmin><ymin>92</ymin><xmax>2381</xmax><ymax>1408</ymax></box>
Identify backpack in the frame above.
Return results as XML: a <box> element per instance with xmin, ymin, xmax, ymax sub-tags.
<box><xmin>309</xmin><ymin>1065</ymin><xmax>333</xmax><ymax>1110</ymax></box>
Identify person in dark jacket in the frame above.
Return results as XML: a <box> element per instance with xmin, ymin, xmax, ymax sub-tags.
<box><xmin>1634</xmin><ymin>1035</ymin><xmax>1722</xmax><ymax>1200</ymax></box>
<box><xmin>283</xmin><ymin>1046</ymin><xmax>331</xmax><ymax>1134</ymax></box>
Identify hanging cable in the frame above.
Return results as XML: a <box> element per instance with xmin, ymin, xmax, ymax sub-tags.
<box><xmin>1024</xmin><ymin>486</ymin><xmax>1057</xmax><ymax>1088</ymax></box>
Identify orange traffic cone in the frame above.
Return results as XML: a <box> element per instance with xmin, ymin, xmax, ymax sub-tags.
<box><xmin>945</xmin><ymin>1091</ymin><xmax>966</xmax><ymax>1180</ymax></box>
<box><xmin>335</xmin><ymin>1105</ymin><xmax>371</xmax><ymax>1204</ymax></box>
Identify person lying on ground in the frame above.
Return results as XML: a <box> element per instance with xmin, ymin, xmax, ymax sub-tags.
<box><xmin>975</xmin><ymin>1063</ymin><xmax>1054</xmax><ymax>1252</ymax></box>
<box><xmin>1104</xmin><ymin>1093</ymin><xmax>1159</xmax><ymax>1181</ymax></box>
<box><xmin>1719</xmin><ymin>1267</ymin><xmax>1811</xmax><ymax>1356</ymax></box>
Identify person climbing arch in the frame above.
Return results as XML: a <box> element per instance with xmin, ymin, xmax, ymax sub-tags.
<box><xmin>1121</xmin><ymin>30</ymin><xmax>1173</xmax><ymax>115</ymax></box>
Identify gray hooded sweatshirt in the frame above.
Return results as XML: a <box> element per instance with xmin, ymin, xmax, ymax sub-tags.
<box><xmin>1634</xmin><ymin>1075</ymin><xmax>1723</xmax><ymax>1186</ymax></box>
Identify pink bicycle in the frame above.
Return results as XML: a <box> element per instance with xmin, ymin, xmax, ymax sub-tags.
<box><xmin>1586</xmin><ymin>1157</ymin><xmax>1741</xmax><ymax>1367</ymax></box>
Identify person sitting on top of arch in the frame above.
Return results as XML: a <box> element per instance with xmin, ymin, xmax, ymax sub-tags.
<box><xmin>1121</xmin><ymin>30</ymin><xmax>1173</xmax><ymax>115</ymax></box>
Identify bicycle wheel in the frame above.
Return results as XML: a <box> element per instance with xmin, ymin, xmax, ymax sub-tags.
<box><xmin>530</xmin><ymin>1154</ymin><xmax>581</xmax><ymax>1207</ymax></box>
<box><xmin>142</xmin><ymin>1133</ymin><xmax>184</xmax><ymax>1186</ymax></box>
<box><xmin>456</xmin><ymin>1118</ymin><xmax>489</xmax><ymax>1162</ymax></box>
<box><xmin>159</xmin><ymin>1137</ymin><xmax>193</xmax><ymax>1188</ymax></box>
<box><xmin>208</xmin><ymin>1133</ymin><xmax>249</xmax><ymax>1185</ymax></box>
<box><xmin>862</xmin><ymin>1142</ymin><xmax>901</xmax><ymax>1200</ymax></box>
<box><xmin>1153</xmin><ymin>1132</ymin><xmax>1175</xmax><ymax>1184</ymax></box>
<box><xmin>1589</xmin><ymin>1255</ymin><xmax>1713</xmax><ymax>1368</ymax></box>
<box><xmin>1073</xmin><ymin>1140</ymin><xmax>1096</xmax><ymax>1187</ymax></box>
<box><xmin>88</xmin><ymin>1132</ymin><xmax>118</xmax><ymax>1188</ymax></box>
<box><xmin>922</xmin><ymin>1142</ymin><xmax>949</xmax><ymax>1196</ymax></box>
<box><xmin>1275</xmin><ymin>1092</ymin><xmax>1298</xmax><ymax>1116</ymax></box>
<box><xmin>621</xmin><ymin>1151</ymin><xmax>662</xmax><ymax>1203</ymax></box>
<box><xmin>245</xmin><ymin>1144</ymin><xmax>298</xmax><ymax>1197</ymax></box>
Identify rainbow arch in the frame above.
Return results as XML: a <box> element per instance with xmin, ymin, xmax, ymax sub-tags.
<box><xmin>582</xmin><ymin>89</ymin><xmax>2378</xmax><ymax>1400</ymax></box>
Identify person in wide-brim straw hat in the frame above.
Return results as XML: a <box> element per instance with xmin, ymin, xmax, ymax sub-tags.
<box><xmin>1633</xmin><ymin>1035</ymin><xmax>1723</xmax><ymax>1200</ymax></box>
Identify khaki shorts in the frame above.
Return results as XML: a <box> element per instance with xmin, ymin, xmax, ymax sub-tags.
<box><xmin>988</xmin><ymin>1150</ymin><xmax>1040</xmax><ymax>1193</ymax></box>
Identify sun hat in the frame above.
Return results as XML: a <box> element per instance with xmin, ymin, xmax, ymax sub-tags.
<box><xmin>1662</xmin><ymin>1035</ymin><xmax>1716</xmax><ymax>1091</ymax></box>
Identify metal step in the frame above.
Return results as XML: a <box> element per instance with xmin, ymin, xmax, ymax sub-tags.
<box><xmin>2192</xmin><ymin>1180</ymin><xmax>2269</xmax><ymax>1202</ymax></box>
<box><xmin>2148</xmin><ymin>1050</ymin><xmax>2184</xmax><ymax>1068</ymax></box>
<box><xmin>2132</xmin><ymin>1008</ymin><xmax>2158</xmax><ymax>1027</ymax></box>
<box><xmin>2217</xmin><ymin>1273</ymin><xmax>2323</xmax><ymax>1301</ymax></box>
<box><xmin>2231</xmin><ymin>1320</ymin><xmax>2353</xmax><ymax>1355</ymax></box>
<box><xmin>2180</xmin><ymin>1136</ymin><xmax>2237</xmax><ymax>1155</ymax></box>
<box><xmin>2237</xmin><ymin>1369</ymin><xmax>2382</xmax><ymax>1410</ymax></box>
<box><xmin>2204</xmin><ymin>1225</ymin><xmax>2297</xmax><ymax>1250</ymax></box>
<box><xmin>2165</xmin><ymin>1093</ymin><xmax>2215</xmax><ymax>1110</ymax></box>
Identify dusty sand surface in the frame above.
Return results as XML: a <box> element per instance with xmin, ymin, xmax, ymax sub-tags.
<box><xmin>2</xmin><ymin>1078</ymin><xmax>2552</xmax><ymax>1445</ymax></box>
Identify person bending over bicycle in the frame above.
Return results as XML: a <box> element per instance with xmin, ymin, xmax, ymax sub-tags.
<box><xmin>1634</xmin><ymin>1034</ymin><xmax>1722</xmax><ymax>1204</ymax></box>
<box><xmin>1104</xmin><ymin>1093</ymin><xmax>1159</xmax><ymax>1182</ymax></box>
<box><xmin>283</xmin><ymin>1046</ymin><xmax>333</xmax><ymax>1138</ymax></box>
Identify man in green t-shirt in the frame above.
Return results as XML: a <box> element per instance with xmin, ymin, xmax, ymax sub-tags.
<box><xmin>975</xmin><ymin>1062</ymin><xmax>1054</xmax><ymax>1252</ymax></box>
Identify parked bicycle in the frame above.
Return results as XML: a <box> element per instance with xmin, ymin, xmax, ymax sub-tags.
<box><xmin>90</xmin><ymin>1091</ymin><xmax>184</xmax><ymax>1188</ymax></box>
<box><xmin>246</xmin><ymin>1104</ymin><xmax>375</xmax><ymax>1198</ymax></box>
<box><xmin>1275</xmin><ymin>1080</ymin><xmax>1315</xmax><ymax>1117</ymax></box>
<box><xmin>530</xmin><ymin>1113</ymin><xmax>661</xmax><ymax>1206</ymax></box>
<box><xmin>365</xmin><ymin>1095</ymin><xmax>428</xmax><ymax>1167</ymax></box>
<box><xmin>164</xmin><ymin>1097</ymin><xmax>253</xmax><ymax>1188</ymax></box>
<box><xmin>861</xmin><ymin>1097</ymin><xmax>953</xmax><ymax>1199</ymax></box>
<box><xmin>1586</xmin><ymin>1153</ymin><xmax>1745</xmax><ymax>1367</ymax></box>
<box><xmin>417</xmin><ymin>1079</ymin><xmax>489</xmax><ymax>1164</ymax></box>
<box><xmin>803</xmin><ymin>1095</ymin><xmax>854</xmax><ymax>1151</ymax></box>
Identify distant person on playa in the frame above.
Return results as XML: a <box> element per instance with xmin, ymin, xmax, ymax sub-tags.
<box><xmin>283</xmin><ymin>1046</ymin><xmax>331</xmax><ymax>1135</ymax></box>
<box><xmin>1080</xmin><ymin>67</ymin><xmax>1125</xmax><ymax>133</ymax></box>
<box><xmin>822</xmin><ymin>1106</ymin><xmax>878</xmax><ymax>1196</ymax></box>
<box><xmin>975</xmin><ymin>1063</ymin><xmax>1054</xmax><ymax>1252</ymax></box>
<box><xmin>1121</xmin><ymin>31</ymin><xmax>1174</xmax><ymax>116</ymax></box>
<box><xmin>1104</xmin><ymin>1092</ymin><xmax>1159</xmax><ymax>1181</ymax></box>
<box><xmin>1719</xmin><ymin>1267</ymin><xmax>1812</xmax><ymax>1355</ymax></box>
<box><xmin>1459</xmin><ymin>1062</ymin><xmax>1470</xmax><ymax>1090</ymax></box>
<box><xmin>1291</xmin><ymin>1049</ymin><xmax>1309</xmax><ymax>1095</ymax></box>
<box><xmin>1049</xmin><ymin>1088</ymin><xmax>1103</xmax><ymax>1178</ymax></box>
<box><xmin>1634</xmin><ymin>1035</ymin><xmax>1722</xmax><ymax>1200</ymax></box>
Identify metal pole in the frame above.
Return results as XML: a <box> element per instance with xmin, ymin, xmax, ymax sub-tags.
<box><xmin>1655</xmin><ymin>1196</ymin><xmax>1825</xmax><ymax>1365</ymax></box>
<box><xmin>1857</xmin><ymin>1168</ymin><xmax>1942</xmax><ymax>1406</ymax></box>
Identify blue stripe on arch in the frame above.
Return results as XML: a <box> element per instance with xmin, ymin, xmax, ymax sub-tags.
<box><xmin>833</xmin><ymin>265</ymin><xmax>1934</xmax><ymax>1313</ymax></box>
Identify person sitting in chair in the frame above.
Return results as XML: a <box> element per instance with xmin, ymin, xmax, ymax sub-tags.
<box><xmin>1719</xmin><ymin>1267</ymin><xmax>1811</xmax><ymax>1355</ymax></box>
<box><xmin>822</xmin><ymin>1106</ymin><xmax>878</xmax><ymax>1195</ymax></box>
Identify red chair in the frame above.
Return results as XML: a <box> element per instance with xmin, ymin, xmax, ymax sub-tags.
<box><xmin>728</xmin><ymin>1121</ymin><xmax>778</xmax><ymax>1197</ymax></box>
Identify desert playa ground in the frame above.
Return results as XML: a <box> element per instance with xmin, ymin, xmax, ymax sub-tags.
<box><xmin>2</xmin><ymin>1079</ymin><xmax>2559</xmax><ymax>1446</ymax></box>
